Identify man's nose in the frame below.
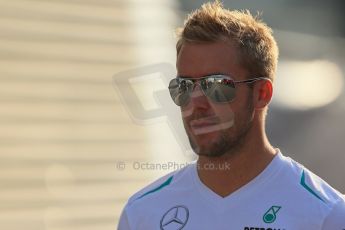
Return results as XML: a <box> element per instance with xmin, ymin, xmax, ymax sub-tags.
<box><xmin>188</xmin><ymin>84</ymin><xmax>211</xmax><ymax>108</ymax></box>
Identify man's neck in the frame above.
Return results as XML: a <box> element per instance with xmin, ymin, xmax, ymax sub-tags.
<box><xmin>196</xmin><ymin>130</ymin><xmax>276</xmax><ymax>198</ymax></box>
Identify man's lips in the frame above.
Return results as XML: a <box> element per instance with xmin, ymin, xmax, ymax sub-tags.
<box><xmin>188</xmin><ymin>116</ymin><xmax>234</xmax><ymax>135</ymax></box>
<box><xmin>189</xmin><ymin>118</ymin><xmax>219</xmax><ymax>128</ymax></box>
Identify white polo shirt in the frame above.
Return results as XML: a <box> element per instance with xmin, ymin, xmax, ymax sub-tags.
<box><xmin>118</xmin><ymin>151</ymin><xmax>345</xmax><ymax>229</ymax></box>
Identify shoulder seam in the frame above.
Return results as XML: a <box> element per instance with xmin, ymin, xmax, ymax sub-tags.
<box><xmin>320</xmin><ymin>197</ymin><xmax>344</xmax><ymax>229</ymax></box>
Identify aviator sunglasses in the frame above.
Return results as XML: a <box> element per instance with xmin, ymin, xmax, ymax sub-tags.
<box><xmin>168</xmin><ymin>74</ymin><xmax>269</xmax><ymax>106</ymax></box>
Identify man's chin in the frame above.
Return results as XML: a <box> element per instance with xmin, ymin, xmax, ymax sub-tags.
<box><xmin>189</xmin><ymin>132</ymin><xmax>219</xmax><ymax>148</ymax></box>
<box><xmin>189</xmin><ymin>137</ymin><xmax>228</xmax><ymax>157</ymax></box>
<box><xmin>192</xmin><ymin>147</ymin><xmax>227</xmax><ymax>158</ymax></box>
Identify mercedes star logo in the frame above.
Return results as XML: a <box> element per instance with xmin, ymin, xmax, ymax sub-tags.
<box><xmin>160</xmin><ymin>205</ymin><xmax>189</xmax><ymax>230</ymax></box>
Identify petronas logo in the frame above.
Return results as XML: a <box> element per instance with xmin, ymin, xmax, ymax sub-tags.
<box><xmin>263</xmin><ymin>206</ymin><xmax>281</xmax><ymax>223</ymax></box>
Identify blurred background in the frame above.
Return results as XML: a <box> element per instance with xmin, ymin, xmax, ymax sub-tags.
<box><xmin>0</xmin><ymin>0</ymin><xmax>344</xmax><ymax>229</ymax></box>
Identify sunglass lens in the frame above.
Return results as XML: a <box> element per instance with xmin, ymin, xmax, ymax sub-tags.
<box><xmin>168</xmin><ymin>78</ymin><xmax>193</xmax><ymax>106</ymax></box>
<box><xmin>202</xmin><ymin>77</ymin><xmax>236</xmax><ymax>102</ymax></box>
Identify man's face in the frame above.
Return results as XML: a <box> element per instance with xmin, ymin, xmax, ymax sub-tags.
<box><xmin>176</xmin><ymin>41</ymin><xmax>255</xmax><ymax>157</ymax></box>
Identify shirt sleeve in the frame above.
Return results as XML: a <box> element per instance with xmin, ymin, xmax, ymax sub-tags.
<box><xmin>321</xmin><ymin>197</ymin><xmax>345</xmax><ymax>230</ymax></box>
<box><xmin>117</xmin><ymin>207</ymin><xmax>132</xmax><ymax>230</ymax></box>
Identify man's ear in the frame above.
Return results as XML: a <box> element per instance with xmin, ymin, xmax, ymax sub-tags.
<box><xmin>253</xmin><ymin>79</ymin><xmax>273</xmax><ymax>109</ymax></box>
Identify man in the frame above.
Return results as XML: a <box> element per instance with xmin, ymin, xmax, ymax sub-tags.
<box><xmin>118</xmin><ymin>2</ymin><xmax>345</xmax><ymax>229</ymax></box>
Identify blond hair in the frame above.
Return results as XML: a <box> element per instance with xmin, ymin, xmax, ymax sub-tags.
<box><xmin>176</xmin><ymin>1</ymin><xmax>279</xmax><ymax>81</ymax></box>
